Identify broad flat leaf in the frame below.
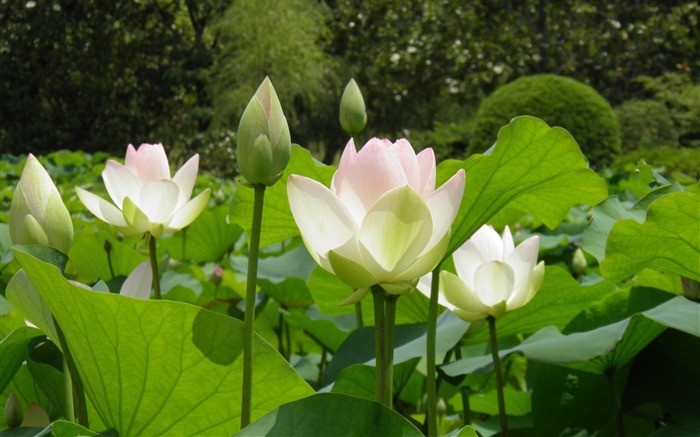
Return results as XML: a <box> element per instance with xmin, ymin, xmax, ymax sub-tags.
<box><xmin>468</xmin><ymin>387</ymin><xmax>531</xmax><ymax>417</ymax></box>
<box><xmin>464</xmin><ymin>266</ymin><xmax>612</xmax><ymax>344</ymax></box>
<box><xmin>442</xmin><ymin>116</ymin><xmax>608</xmax><ymax>255</ymax></box>
<box><xmin>229</xmin><ymin>145</ymin><xmax>335</xmax><ymax>247</ymax></box>
<box><xmin>283</xmin><ymin>306</ymin><xmax>353</xmax><ymax>352</ymax></box>
<box><xmin>50</xmin><ymin>420</ymin><xmax>99</xmax><ymax>437</ymax></box>
<box><xmin>160</xmin><ymin>205</ymin><xmax>243</xmax><ymax>263</ymax></box>
<box><xmin>10</xmin><ymin>250</ymin><xmax>314</xmax><ymax>436</ymax></box>
<box><xmin>0</xmin><ymin>326</ymin><xmax>43</xmax><ymax>392</ymax></box>
<box><xmin>442</xmin><ymin>296</ymin><xmax>699</xmax><ymax>377</ymax></box>
<box><xmin>5</xmin><ymin>270</ymin><xmax>58</xmax><ymax>342</ymax></box>
<box><xmin>234</xmin><ymin>393</ymin><xmax>423</xmax><ymax>437</ymax></box>
<box><xmin>601</xmin><ymin>191</ymin><xmax>700</xmax><ymax>282</ymax></box>
<box><xmin>68</xmin><ymin>229</ymin><xmax>146</xmax><ymax>282</ymax></box>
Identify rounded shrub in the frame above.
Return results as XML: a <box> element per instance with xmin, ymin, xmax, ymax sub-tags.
<box><xmin>470</xmin><ymin>74</ymin><xmax>621</xmax><ymax>168</ymax></box>
<box><xmin>615</xmin><ymin>99</ymin><xmax>679</xmax><ymax>152</ymax></box>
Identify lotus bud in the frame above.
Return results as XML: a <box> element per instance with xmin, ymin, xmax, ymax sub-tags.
<box><xmin>9</xmin><ymin>154</ymin><xmax>73</xmax><ymax>253</ymax></box>
<box><xmin>210</xmin><ymin>264</ymin><xmax>224</xmax><ymax>286</ymax></box>
<box><xmin>4</xmin><ymin>392</ymin><xmax>22</xmax><ymax>427</ymax></box>
<box><xmin>237</xmin><ymin>77</ymin><xmax>291</xmax><ymax>186</ymax></box>
<box><xmin>571</xmin><ymin>247</ymin><xmax>587</xmax><ymax>276</ymax></box>
<box><xmin>339</xmin><ymin>79</ymin><xmax>367</xmax><ymax>136</ymax></box>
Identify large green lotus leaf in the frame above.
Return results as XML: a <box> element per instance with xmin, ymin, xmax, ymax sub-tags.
<box><xmin>5</xmin><ymin>270</ymin><xmax>58</xmax><ymax>342</ymax></box>
<box><xmin>160</xmin><ymin>205</ymin><xmax>243</xmax><ymax>263</ymax></box>
<box><xmin>601</xmin><ymin>191</ymin><xmax>700</xmax><ymax>282</ymax></box>
<box><xmin>50</xmin><ymin>420</ymin><xmax>99</xmax><ymax>437</ymax></box>
<box><xmin>464</xmin><ymin>266</ymin><xmax>612</xmax><ymax>344</ymax></box>
<box><xmin>229</xmin><ymin>145</ymin><xmax>335</xmax><ymax>248</ymax></box>
<box><xmin>440</xmin><ymin>116</ymin><xmax>608</xmax><ymax>255</ymax></box>
<box><xmin>582</xmin><ymin>184</ymin><xmax>682</xmax><ymax>263</ymax></box>
<box><xmin>234</xmin><ymin>393</ymin><xmax>423</xmax><ymax>437</ymax></box>
<box><xmin>442</xmin><ymin>296</ymin><xmax>699</xmax><ymax>377</ymax></box>
<box><xmin>68</xmin><ymin>228</ymin><xmax>146</xmax><ymax>282</ymax></box>
<box><xmin>0</xmin><ymin>326</ymin><xmax>44</xmax><ymax>392</ymax></box>
<box><xmin>11</xmin><ymin>250</ymin><xmax>314</xmax><ymax>436</ymax></box>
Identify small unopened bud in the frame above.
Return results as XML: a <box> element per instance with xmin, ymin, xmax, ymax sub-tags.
<box><xmin>4</xmin><ymin>392</ymin><xmax>22</xmax><ymax>427</ymax></box>
<box><xmin>210</xmin><ymin>264</ymin><xmax>224</xmax><ymax>286</ymax></box>
<box><xmin>339</xmin><ymin>79</ymin><xmax>367</xmax><ymax>136</ymax></box>
<box><xmin>104</xmin><ymin>239</ymin><xmax>112</xmax><ymax>254</ymax></box>
<box><xmin>236</xmin><ymin>77</ymin><xmax>291</xmax><ymax>186</ymax></box>
<box><xmin>681</xmin><ymin>277</ymin><xmax>700</xmax><ymax>302</ymax></box>
<box><xmin>571</xmin><ymin>247</ymin><xmax>588</xmax><ymax>276</ymax></box>
<box><xmin>9</xmin><ymin>154</ymin><xmax>73</xmax><ymax>253</ymax></box>
<box><xmin>214</xmin><ymin>189</ymin><xmax>226</xmax><ymax>205</ymax></box>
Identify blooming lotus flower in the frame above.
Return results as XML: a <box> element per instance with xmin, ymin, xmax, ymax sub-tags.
<box><xmin>9</xmin><ymin>154</ymin><xmax>74</xmax><ymax>253</ymax></box>
<box><xmin>288</xmin><ymin>138</ymin><xmax>465</xmax><ymax>304</ymax></box>
<box><xmin>119</xmin><ymin>261</ymin><xmax>153</xmax><ymax>299</ymax></box>
<box><xmin>76</xmin><ymin>143</ymin><xmax>210</xmax><ymax>237</ymax></box>
<box><xmin>430</xmin><ymin>225</ymin><xmax>544</xmax><ymax>322</ymax></box>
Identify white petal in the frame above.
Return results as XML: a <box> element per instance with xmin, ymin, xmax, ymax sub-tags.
<box><xmin>120</xmin><ymin>261</ymin><xmax>152</xmax><ymax>299</ymax></box>
<box><xmin>287</xmin><ymin>175</ymin><xmax>357</xmax><ymax>260</ymax></box>
<box><xmin>415</xmin><ymin>148</ymin><xmax>437</xmax><ymax>197</ymax></box>
<box><xmin>172</xmin><ymin>154</ymin><xmax>200</xmax><ymax>209</ymax></box>
<box><xmin>166</xmin><ymin>189</ymin><xmax>210</xmax><ymax>232</ymax></box>
<box><xmin>391</xmin><ymin>139</ymin><xmax>421</xmax><ymax>190</ymax></box>
<box><xmin>417</xmin><ymin>272</ymin><xmax>456</xmax><ymax>312</ymax></box>
<box><xmin>103</xmin><ymin>160</ymin><xmax>141</xmax><ymax>208</ymax></box>
<box><xmin>133</xmin><ymin>143</ymin><xmax>170</xmax><ymax>183</ymax></box>
<box><xmin>424</xmin><ymin>168</ymin><xmax>465</xmax><ymax>253</ymax></box>
<box><xmin>18</xmin><ymin>155</ymin><xmax>57</xmax><ymax>221</ymax></box>
<box><xmin>76</xmin><ymin>187</ymin><xmax>127</xmax><ymax>227</ymax></box>
<box><xmin>357</xmin><ymin>185</ymin><xmax>432</xmax><ymax>276</ymax></box>
<box><xmin>440</xmin><ymin>270</ymin><xmax>490</xmax><ymax>319</ymax></box>
<box><xmin>138</xmin><ymin>180</ymin><xmax>179</xmax><ymax>224</ymax></box>
<box><xmin>452</xmin><ymin>240</ymin><xmax>487</xmax><ymax>290</ymax></box>
<box><xmin>472</xmin><ymin>261</ymin><xmax>515</xmax><ymax>307</ymax></box>
<box><xmin>505</xmin><ymin>234</ymin><xmax>540</xmax><ymax>291</ymax></box>
<box><xmin>507</xmin><ymin>261</ymin><xmax>545</xmax><ymax>310</ymax></box>
<box><xmin>121</xmin><ymin>197</ymin><xmax>152</xmax><ymax>235</ymax></box>
<box><xmin>469</xmin><ymin>224</ymin><xmax>504</xmax><ymax>261</ymax></box>
<box><xmin>331</xmin><ymin>139</ymin><xmax>358</xmax><ymax>193</ymax></box>
<box><xmin>502</xmin><ymin>226</ymin><xmax>515</xmax><ymax>257</ymax></box>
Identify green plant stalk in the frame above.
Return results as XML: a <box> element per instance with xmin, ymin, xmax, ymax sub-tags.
<box><xmin>354</xmin><ymin>301</ymin><xmax>364</xmax><ymax>328</ymax></box>
<box><xmin>384</xmin><ymin>293</ymin><xmax>398</xmax><ymax>407</ymax></box>
<box><xmin>372</xmin><ymin>285</ymin><xmax>388</xmax><ymax>406</ymax></box>
<box><xmin>240</xmin><ymin>184</ymin><xmax>266</xmax><ymax>429</ymax></box>
<box><xmin>54</xmin><ymin>319</ymin><xmax>88</xmax><ymax>427</ymax></box>
<box><xmin>606</xmin><ymin>368</ymin><xmax>626</xmax><ymax>437</ymax></box>
<box><xmin>426</xmin><ymin>265</ymin><xmax>440</xmax><ymax>437</ymax></box>
<box><xmin>147</xmin><ymin>234</ymin><xmax>161</xmax><ymax>300</ymax></box>
<box><xmin>460</xmin><ymin>386</ymin><xmax>472</xmax><ymax>426</ymax></box>
<box><xmin>488</xmin><ymin>316</ymin><xmax>508</xmax><ymax>437</ymax></box>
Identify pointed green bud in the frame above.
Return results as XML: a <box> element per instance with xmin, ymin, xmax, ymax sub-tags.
<box><xmin>339</xmin><ymin>78</ymin><xmax>367</xmax><ymax>135</ymax></box>
<box><xmin>4</xmin><ymin>392</ymin><xmax>22</xmax><ymax>428</ymax></box>
<box><xmin>9</xmin><ymin>154</ymin><xmax>73</xmax><ymax>253</ymax></box>
<box><xmin>571</xmin><ymin>247</ymin><xmax>588</xmax><ymax>276</ymax></box>
<box><xmin>237</xmin><ymin>77</ymin><xmax>291</xmax><ymax>186</ymax></box>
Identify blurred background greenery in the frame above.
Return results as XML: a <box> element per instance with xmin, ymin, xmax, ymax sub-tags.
<box><xmin>1</xmin><ymin>0</ymin><xmax>698</xmax><ymax>176</ymax></box>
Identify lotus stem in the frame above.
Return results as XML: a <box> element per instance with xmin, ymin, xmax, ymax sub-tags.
<box><xmin>241</xmin><ymin>184</ymin><xmax>266</xmax><ymax>429</ymax></box>
<box><xmin>384</xmin><ymin>293</ymin><xmax>398</xmax><ymax>407</ymax></box>
<box><xmin>372</xmin><ymin>285</ymin><xmax>388</xmax><ymax>406</ymax></box>
<box><xmin>355</xmin><ymin>301</ymin><xmax>364</xmax><ymax>328</ymax></box>
<box><xmin>426</xmin><ymin>265</ymin><xmax>440</xmax><ymax>437</ymax></box>
<box><xmin>147</xmin><ymin>234</ymin><xmax>161</xmax><ymax>300</ymax></box>
<box><xmin>54</xmin><ymin>319</ymin><xmax>88</xmax><ymax>427</ymax></box>
<box><xmin>488</xmin><ymin>315</ymin><xmax>508</xmax><ymax>437</ymax></box>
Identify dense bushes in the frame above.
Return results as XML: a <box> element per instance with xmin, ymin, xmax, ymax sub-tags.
<box><xmin>615</xmin><ymin>99</ymin><xmax>679</xmax><ymax>152</ymax></box>
<box><xmin>470</xmin><ymin>74</ymin><xmax>621</xmax><ymax>168</ymax></box>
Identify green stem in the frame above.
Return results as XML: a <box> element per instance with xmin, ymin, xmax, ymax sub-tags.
<box><xmin>354</xmin><ymin>301</ymin><xmax>364</xmax><ymax>328</ymax></box>
<box><xmin>241</xmin><ymin>184</ymin><xmax>266</xmax><ymax>429</ymax></box>
<box><xmin>54</xmin><ymin>319</ymin><xmax>88</xmax><ymax>427</ymax></box>
<box><xmin>372</xmin><ymin>286</ymin><xmax>388</xmax><ymax>406</ymax></box>
<box><xmin>488</xmin><ymin>316</ymin><xmax>508</xmax><ymax>437</ymax></box>
<box><xmin>384</xmin><ymin>293</ymin><xmax>398</xmax><ymax>407</ymax></box>
<box><xmin>606</xmin><ymin>368</ymin><xmax>626</xmax><ymax>437</ymax></box>
<box><xmin>460</xmin><ymin>386</ymin><xmax>472</xmax><ymax>426</ymax></box>
<box><xmin>63</xmin><ymin>356</ymin><xmax>74</xmax><ymax>422</ymax></box>
<box><xmin>147</xmin><ymin>234</ymin><xmax>161</xmax><ymax>300</ymax></box>
<box><xmin>426</xmin><ymin>265</ymin><xmax>440</xmax><ymax>437</ymax></box>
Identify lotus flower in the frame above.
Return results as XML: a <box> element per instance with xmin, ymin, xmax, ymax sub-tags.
<box><xmin>287</xmin><ymin>138</ymin><xmax>465</xmax><ymax>304</ymax></box>
<box><xmin>9</xmin><ymin>154</ymin><xmax>74</xmax><ymax>253</ymax></box>
<box><xmin>427</xmin><ymin>225</ymin><xmax>544</xmax><ymax>322</ymax></box>
<box><xmin>76</xmin><ymin>143</ymin><xmax>210</xmax><ymax>237</ymax></box>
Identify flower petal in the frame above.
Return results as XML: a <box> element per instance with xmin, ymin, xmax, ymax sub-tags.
<box><xmin>452</xmin><ymin>239</ymin><xmax>487</xmax><ymax>290</ymax></box>
<box><xmin>468</xmin><ymin>224</ymin><xmax>504</xmax><ymax>261</ymax></box>
<box><xmin>120</xmin><ymin>261</ymin><xmax>152</xmax><ymax>299</ymax></box>
<box><xmin>18</xmin><ymin>154</ymin><xmax>57</xmax><ymax>222</ymax></box>
<box><xmin>43</xmin><ymin>192</ymin><xmax>74</xmax><ymax>253</ymax></box>
<box><xmin>171</xmin><ymin>154</ymin><xmax>200</xmax><ymax>209</ymax></box>
<box><xmin>440</xmin><ymin>270</ymin><xmax>491</xmax><ymax>322</ymax></box>
<box><xmin>328</xmin><ymin>250</ymin><xmax>377</xmax><ymax>290</ymax></box>
<box><xmin>507</xmin><ymin>261</ymin><xmax>545</xmax><ymax>311</ymax></box>
<box><xmin>391</xmin><ymin>139</ymin><xmax>421</xmax><ymax>190</ymax></box>
<box><xmin>424</xmin><ymin>168</ymin><xmax>465</xmax><ymax>252</ymax></box>
<box><xmin>287</xmin><ymin>175</ymin><xmax>357</xmax><ymax>260</ymax></box>
<box><xmin>121</xmin><ymin>196</ymin><xmax>152</xmax><ymax>235</ymax></box>
<box><xmin>472</xmin><ymin>260</ymin><xmax>515</xmax><ymax>307</ymax></box>
<box><xmin>338</xmin><ymin>287</ymin><xmax>370</xmax><ymax>306</ymax></box>
<box><xmin>501</xmin><ymin>225</ymin><xmax>515</xmax><ymax>257</ymax></box>
<box><xmin>132</xmin><ymin>143</ymin><xmax>170</xmax><ymax>183</ymax></box>
<box><xmin>416</xmin><ymin>272</ymin><xmax>456</xmax><ymax>311</ymax></box>
<box><xmin>331</xmin><ymin>139</ymin><xmax>358</xmax><ymax>193</ymax></box>
<box><xmin>166</xmin><ymin>189</ymin><xmax>211</xmax><ymax>232</ymax></box>
<box><xmin>358</xmin><ymin>185</ymin><xmax>432</xmax><ymax>275</ymax></box>
<box><xmin>394</xmin><ymin>231</ymin><xmax>449</xmax><ymax>282</ymax></box>
<box><xmin>21</xmin><ymin>214</ymin><xmax>49</xmax><ymax>246</ymax></box>
<box><xmin>76</xmin><ymin>187</ymin><xmax>127</xmax><ymax>227</ymax></box>
<box><xmin>138</xmin><ymin>180</ymin><xmax>179</xmax><ymax>224</ymax></box>
<box><xmin>103</xmin><ymin>160</ymin><xmax>141</xmax><ymax>208</ymax></box>
<box><xmin>415</xmin><ymin>148</ymin><xmax>437</xmax><ymax>197</ymax></box>
<box><xmin>505</xmin><ymin>234</ymin><xmax>540</xmax><ymax>290</ymax></box>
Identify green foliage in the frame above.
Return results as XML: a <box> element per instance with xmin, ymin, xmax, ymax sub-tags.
<box><xmin>406</xmin><ymin>119</ymin><xmax>474</xmax><ymax>163</ymax></box>
<box><xmin>612</xmin><ymin>146</ymin><xmax>700</xmax><ymax>179</ymax></box>
<box><xmin>470</xmin><ymin>74</ymin><xmax>621</xmax><ymax>168</ymax></box>
<box><xmin>615</xmin><ymin>99</ymin><xmax>678</xmax><ymax>152</ymax></box>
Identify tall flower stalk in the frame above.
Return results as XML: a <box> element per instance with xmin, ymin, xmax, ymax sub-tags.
<box><xmin>236</xmin><ymin>77</ymin><xmax>291</xmax><ymax>429</ymax></box>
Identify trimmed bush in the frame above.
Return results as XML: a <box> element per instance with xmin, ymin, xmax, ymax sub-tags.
<box><xmin>615</xmin><ymin>99</ymin><xmax>679</xmax><ymax>152</ymax></box>
<box><xmin>470</xmin><ymin>74</ymin><xmax>621</xmax><ymax>168</ymax></box>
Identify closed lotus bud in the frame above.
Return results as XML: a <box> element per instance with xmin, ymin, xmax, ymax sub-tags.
<box><xmin>571</xmin><ymin>247</ymin><xmax>588</xmax><ymax>276</ymax></box>
<box><xmin>4</xmin><ymin>392</ymin><xmax>22</xmax><ymax>428</ymax></box>
<box><xmin>9</xmin><ymin>154</ymin><xmax>73</xmax><ymax>253</ymax></box>
<box><xmin>339</xmin><ymin>79</ymin><xmax>367</xmax><ymax>136</ymax></box>
<box><xmin>210</xmin><ymin>264</ymin><xmax>224</xmax><ymax>286</ymax></box>
<box><xmin>237</xmin><ymin>77</ymin><xmax>291</xmax><ymax>186</ymax></box>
